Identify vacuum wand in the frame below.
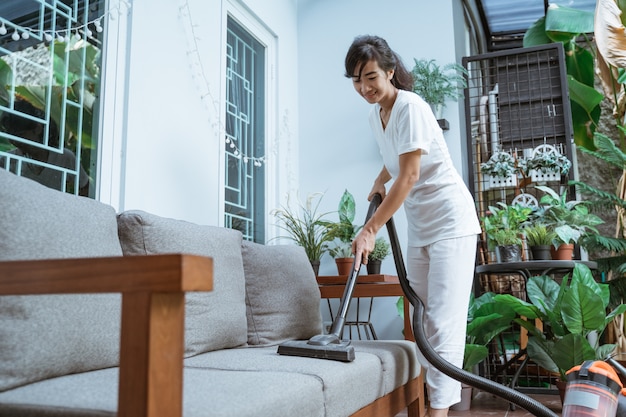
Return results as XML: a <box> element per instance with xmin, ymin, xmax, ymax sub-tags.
<box><xmin>277</xmin><ymin>195</ymin><xmax>379</xmax><ymax>361</ymax></box>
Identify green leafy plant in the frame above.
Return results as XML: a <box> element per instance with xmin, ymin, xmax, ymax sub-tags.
<box><xmin>480</xmin><ymin>151</ymin><xmax>518</xmax><ymax>178</ymax></box>
<box><xmin>537</xmin><ymin>185</ymin><xmax>603</xmax><ymax>246</ymax></box>
<box><xmin>464</xmin><ymin>292</ymin><xmax>514</xmax><ymax>371</ymax></box>
<box><xmin>271</xmin><ymin>192</ymin><xmax>334</xmax><ymax>262</ymax></box>
<box><xmin>327</xmin><ymin>189</ymin><xmax>361</xmax><ymax>258</ymax></box>
<box><xmin>481</xmin><ymin>202</ymin><xmax>532</xmax><ymax>249</ymax></box>
<box><xmin>411</xmin><ymin>58</ymin><xmax>468</xmax><ymax>112</ymax></box>
<box><xmin>369</xmin><ymin>237</ymin><xmax>391</xmax><ymax>262</ymax></box>
<box><xmin>493</xmin><ymin>263</ymin><xmax>626</xmax><ymax>380</ymax></box>
<box><xmin>525</xmin><ymin>150</ymin><xmax>572</xmax><ymax>175</ymax></box>
<box><xmin>523</xmin><ymin>223</ymin><xmax>558</xmax><ymax>247</ymax></box>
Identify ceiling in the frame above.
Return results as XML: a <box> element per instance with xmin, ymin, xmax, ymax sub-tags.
<box><xmin>475</xmin><ymin>0</ymin><xmax>597</xmax><ymax>51</ymax></box>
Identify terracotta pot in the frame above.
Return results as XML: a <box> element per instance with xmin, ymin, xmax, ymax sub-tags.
<box><xmin>335</xmin><ymin>257</ymin><xmax>354</xmax><ymax>276</ymax></box>
<box><xmin>551</xmin><ymin>243</ymin><xmax>574</xmax><ymax>260</ymax></box>
<box><xmin>366</xmin><ymin>260</ymin><xmax>381</xmax><ymax>275</ymax></box>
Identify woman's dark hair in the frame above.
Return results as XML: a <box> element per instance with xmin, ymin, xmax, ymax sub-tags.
<box><xmin>0</xmin><ymin>98</ymin><xmax>59</xmax><ymax>147</ymax></box>
<box><xmin>344</xmin><ymin>35</ymin><xmax>413</xmax><ymax>91</ymax></box>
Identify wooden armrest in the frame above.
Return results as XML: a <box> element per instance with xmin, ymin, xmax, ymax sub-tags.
<box><xmin>0</xmin><ymin>253</ymin><xmax>213</xmax><ymax>417</ymax></box>
<box><xmin>0</xmin><ymin>254</ymin><xmax>213</xmax><ymax>295</ymax></box>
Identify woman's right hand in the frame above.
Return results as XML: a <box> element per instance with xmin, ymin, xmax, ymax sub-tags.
<box><xmin>368</xmin><ymin>181</ymin><xmax>386</xmax><ymax>201</ymax></box>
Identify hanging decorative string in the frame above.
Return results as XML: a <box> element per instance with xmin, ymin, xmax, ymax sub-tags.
<box><xmin>0</xmin><ymin>0</ymin><xmax>131</xmax><ymax>44</ymax></box>
<box><xmin>178</xmin><ymin>0</ymin><xmax>266</xmax><ymax>167</ymax></box>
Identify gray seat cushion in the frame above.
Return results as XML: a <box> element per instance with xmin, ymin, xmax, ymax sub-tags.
<box><xmin>117</xmin><ymin>210</ymin><xmax>248</xmax><ymax>356</ymax></box>
<box><xmin>0</xmin><ymin>341</ymin><xmax>419</xmax><ymax>417</ymax></box>
<box><xmin>0</xmin><ymin>367</ymin><xmax>324</xmax><ymax>417</ymax></box>
<box><xmin>0</xmin><ymin>169</ymin><xmax>123</xmax><ymax>392</ymax></box>
<box><xmin>242</xmin><ymin>241</ymin><xmax>323</xmax><ymax>345</ymax></box>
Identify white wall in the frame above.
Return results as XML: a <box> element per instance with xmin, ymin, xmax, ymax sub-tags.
<box><xmin>101</xmin><ymin>0</ymin><xmax>300</xmax><ymax>227</ymax></box>
<box><xmin>296</xmin><ymin>0</ymin><xmax>469</xmax><ymax>339</ymax></box>
<box><xmin>99</xmin><ymin>0</ymin><xmax>470</xmax><ymax>341</ymax></box>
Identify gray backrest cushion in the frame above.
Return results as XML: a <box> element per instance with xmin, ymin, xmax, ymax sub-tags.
<box><xmin>117</xmin><ymin>210</ymin><xmax>248</xmax><ymax>355</ymax></box>
<box><xmin>0</xmin><ymin>169</ymin><xmax>123</xmax><ymax>392</ymax></box>
<box><xmin>242</xmin><ymin>241</ymin><xmax>323</xmax><ymax>345</ymax></box>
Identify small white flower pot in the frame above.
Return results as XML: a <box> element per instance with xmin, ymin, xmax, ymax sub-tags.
<box><xmin>530</xmin><ymin>168</ymin><xmax>560</xmax><ymax>183</ymax></box>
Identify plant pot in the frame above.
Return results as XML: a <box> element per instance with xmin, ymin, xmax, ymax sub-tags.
<box><xmin>450</xmin><ymin>383</ymin><xmax>472</xmax><ymax>411</ymax></box>
<box><xmin>556</xmin><ymin>379</ymin><xmax>567</xmax><ymax>405</ymax></box>
<box><xmin>496</xmin><ymin>245</ymin><xmax>522</xmax><ymax>263</ymax></box>
<box><xmin>551</xmin><ymin>243</ymin><xmax>574</xmax><ymax>260</ymax></box>
<box><xmin>366</xmin><ymin>260</ymin><xmax>381</xmax><ymax>275</ymax></box>
<box><xmin>530</xmin><ymin>245</ymin><xmax>552</xmax><ymax>260</ymax></box>
<box><xmin>310</xmin><ymin>260</ymin><xmax>320</xmax><ymax>276</ymax></box>
<box><xmin>335</xmin><ymin>257</ymin><xmax>355</xmax><ymax>276</ymax></box>
<box><xmin>486</xmin><ymin>173</ymin><xmax>517</xmax><ymax>190</ymax></box>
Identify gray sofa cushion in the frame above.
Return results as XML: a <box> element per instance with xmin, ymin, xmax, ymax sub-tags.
<box><xmin>242</xmin><ymin>241</ymin><xmax>323</xmax><ymax>345</ymax></box>
<box><xmin>0</xmin><ymin>169</ymin><xmax>123</xmax><ymax>392</ymax></box>
<box><xmin>117</xmin><ymin>210</ymin><xmax>248</xmax><ymax>355</ymax></box>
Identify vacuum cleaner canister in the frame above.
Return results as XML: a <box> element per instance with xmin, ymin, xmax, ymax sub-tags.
<box><xmin>563</xmin><ymin>360</ymin><xmax>626</xmax><ymax>417</ymax></box>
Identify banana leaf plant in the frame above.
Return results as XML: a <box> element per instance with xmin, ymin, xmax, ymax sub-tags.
<box><xmin>524</xmin><ymin>4</ymin><xmax>601</xmax><ymax>150</ymax></box>
<box><xmin>493</xmin><ymin>263</ymin><xmax>626</xmax><ymax>380</ymax></box>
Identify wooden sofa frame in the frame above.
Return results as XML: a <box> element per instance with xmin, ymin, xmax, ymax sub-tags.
<box><xmin>0</xmin><ymin>254</ymin><xmax>425</xmax><ymax>417</ymax></box>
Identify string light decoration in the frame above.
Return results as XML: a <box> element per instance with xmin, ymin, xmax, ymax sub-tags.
<box><xmin>0</xmin><ymin>0</ymin><xmax>130</xmax><ymax>45</ymax></box>
<box><xmin>178</xmin><ymin>0</ymin><xmax>266</xmax><ymax>167</ymax></box>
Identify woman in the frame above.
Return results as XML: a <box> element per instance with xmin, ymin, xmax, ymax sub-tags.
<box><xmin>345</xmin><ymin>35</ymin><xmax>480</xmax><ymax>417</ymax></box>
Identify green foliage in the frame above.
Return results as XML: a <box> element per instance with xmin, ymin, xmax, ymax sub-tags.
<box><xmin>523</xmin><ymin>223</ymin><xmax>557</xmax><ymax>247</ymax></box>
<box><xmin>480</xmin><ymin>150</ymin><xmax>517</xmax><ymax>178</ymax></box>
<box><xmin>536</xmin><ymin>185</ymin><xmax>603</xmax><ymax>246</ymax></box>
<box><xmin>369</xmin><ymin>237</ymin><xmax>391</xmax><ymax>262</ymax></box>
<box><xmin>271</xmin><ymin>193</ymin><xmax>334</xmax><ymax>262</ymax></box>
<box><xmin>481</xmin><ymin>202</ymin><xmax>532</xmax><ymax>248</ymax></box>
<box><xmin>327</xmin><ymin>190</ymin><xmax>362</xmax><ymax>258</ymax></box>
<box><xmin>493</xmin><ymin>263</ymin><xmax>626</xmax><ymax>380</ymax></box>
<box><xmin>411</xmin><ymin>58</ymin><xmax>468</xmax><ymax>109</ymax></box>
<box><xmin>463</xmin><ymin>292</ymin><xmax>514</xmax><ymax>371</ymax></box>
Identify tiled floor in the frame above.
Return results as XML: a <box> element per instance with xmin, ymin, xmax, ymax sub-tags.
<box><xmin>395</xmin><ymin>390</ymin><xmax>562</xmax><ymax>417</ymax></box>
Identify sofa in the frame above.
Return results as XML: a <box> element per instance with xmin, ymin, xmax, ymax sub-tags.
<box><xmin>0</xmin><ymin>168</ymin><xmax>424</xmax><ymax>417</ymax></box>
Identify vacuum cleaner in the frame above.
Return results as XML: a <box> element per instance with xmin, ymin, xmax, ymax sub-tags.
<box><xmin>278</xmin><ymin>194</ymin><xmax>626</xmax><ymax>417</ymax></box>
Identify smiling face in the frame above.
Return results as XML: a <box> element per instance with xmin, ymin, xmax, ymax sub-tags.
<box><xmin>351</xmin><ymin>60</ymin><xmax>395</xmax><ymax>106</ymax></box>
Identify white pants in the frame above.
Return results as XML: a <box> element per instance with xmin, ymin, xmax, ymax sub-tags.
<box><xmin>407</xmin><ymin>235</ymin><xmax>477</xmax><ymax>409</ymax></box>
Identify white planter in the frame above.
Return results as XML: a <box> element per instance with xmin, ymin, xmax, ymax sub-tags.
<box><xmin>530</xmin><ymin>168</ymin><xmax>560</xmax><ymax>183</ymax></box>
<box><xmin>486</xmin><ymin>173</ymin><xmax>517</xmax><ymax>190</ymax></box>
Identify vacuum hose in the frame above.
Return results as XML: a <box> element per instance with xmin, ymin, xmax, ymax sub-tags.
<box><xmin>370</xmin><ymin>194</ymin><xmax>558</xmax><ymax>417</ymax></box>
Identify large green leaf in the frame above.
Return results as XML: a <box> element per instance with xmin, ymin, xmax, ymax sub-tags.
<box><xmin>569</xmin><ymin>76</ymin><xmax>605</xmax><ymax>113</ymax></box>
<box><xmin>551</xmin><ymin>333</ymin><xmax>596</xmax><ymax>375</ymax></box>
<box><xmin>527</xmin><ymin>275</ymin><xmax>561</xmax><ymax>313</ymax></box>
<box><xmin>527</xmin><ymin>337</ymin><xmax>559</xmax><ymax>374</ymax></box>
<box><xmin>524</xmin><ymin>16</ymin><xmax>551</xmax><ymax>47</ymax></box>
<box><xmin>493</xmin><ymin>294</ymin><xmax>540</xmax><ymax>319</ymax></box>
<box><xmin>565</xmin><ymin>45</ymin><xmax>596</xmax><ymax>87</ymax></box>
<box><xmin>561</xmin><ymin>284</ymin><xmax>606</xmax><ymax>333</ymax></box>
<box><xmin>463</xmin><ymin>344</ymin><xmax>489</xmax><ymax>371</ymax></box>
<box><xmin>338</xmin><ymin>189</ymin><xmax>355</xmax><ymax>224</ymax></box>
<box><xmin>545</xmin><ymin>5</ymin><xmax>595</xmax><ymax>42</ymax></box>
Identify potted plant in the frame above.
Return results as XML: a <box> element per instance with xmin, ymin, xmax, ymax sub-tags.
<box><xmin>481</xmin><ymin>202</ymin><xmax>532</xmax><ymax>262</ymax></box>
<box><xmin>493</xmin><ymin>264</ymin><xmax>626</xmax><ymax>389</ymax></box>
<box><xmin>411</xmin><ymin>58</ymin><xmax>467</xmax><ymax>118</ymax></box>
<box><xmin>536</xmin><ymin>185</ymin><xmax>603</xmax><ymax>259</ymax></box>
<box><xmin>479</xmin><ymin>150</ymin><xmax>519</xmax><ymax>189</ymax></box>
<box><xmin>366</xmin><ymin>237</ymin><xmax>391</xmax><ymax>275</ymax></box>
<box><xmin>523</xmin><ymin>223</ymin><xmax>557</xmax><ymax>260</ymax></box>
<box><xmin>523</xmin><ymin>144</ymin><xmax>572</xmax><ymax>183</ymax></box>
<box><xmin>452</xmin><ymin>292</ymin><xmax>514</xmax><ymax>411</ymax></box>
<box><xmin>327</xmin><ymin>189</ymin><xmax>362</xmax><ymax>275</ymax></box>
<box><xmin>271</xmin><ymin>192</ymin><xmax>334</xmax><ymax>275</ymax></box>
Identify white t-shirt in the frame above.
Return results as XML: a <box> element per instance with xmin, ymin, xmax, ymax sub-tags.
<box><xmin>369</xmin><ymin>89</ymin><xmax>481</xmax><ymax>247</ymax></box>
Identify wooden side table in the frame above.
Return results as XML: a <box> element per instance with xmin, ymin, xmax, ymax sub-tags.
<box><xmin>316</xmin><ymin>274</ymin><xmax>414</xmax><ymax>342</ymax></box>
